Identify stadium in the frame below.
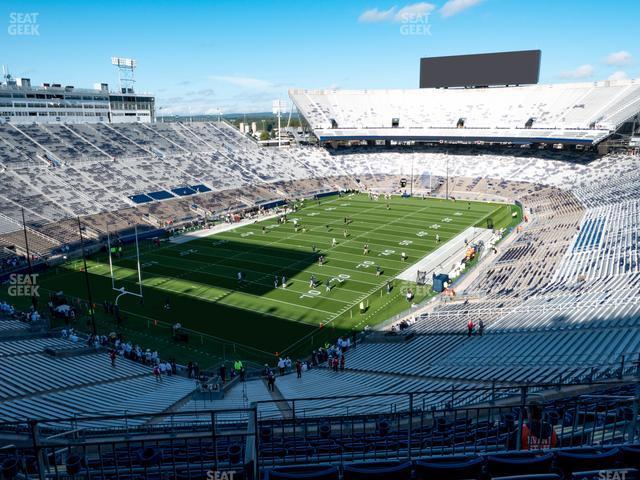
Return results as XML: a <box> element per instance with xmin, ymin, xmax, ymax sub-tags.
<box><xmin>1</xmin><ymin>2</ymin><xmax>640</xmax><ymax>479</ymax></box>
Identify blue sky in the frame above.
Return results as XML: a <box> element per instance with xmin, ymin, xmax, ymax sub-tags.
<box><xmin>1</xmin><ymin>0</ymin><xmax>638</xmax><ymax>114</ymax></box>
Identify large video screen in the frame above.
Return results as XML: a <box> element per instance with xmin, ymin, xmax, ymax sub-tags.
<box><xmin>420</xmin><ymin>50</ymin><xmax>541</xmax><ymax>88</ymax></box>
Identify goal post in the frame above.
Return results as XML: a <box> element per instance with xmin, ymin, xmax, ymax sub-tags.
<box><xmin>107</xmin><ymin>225</ymin><xmax>144</xmax><ymax>306</ymax></box>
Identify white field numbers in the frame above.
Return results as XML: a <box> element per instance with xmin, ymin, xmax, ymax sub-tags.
<box><xmin>356</xmin><ymin>260</ymin><xmax>375</xmax><ymax>269</ymax></box>
<box><xmin>300</xmin><ymin>274</ymin><xmax>350</xmax><ymax>298</ymax></box>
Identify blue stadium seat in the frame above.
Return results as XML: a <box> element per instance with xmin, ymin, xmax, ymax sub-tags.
<box><xmin>486</xmin><ymin>452</ymin><xmax>554</xmax><ymax>477</ymax></box>
<box><xmin>136</xmin><ymin>447</ymin><xmax>161</xmax><ymax>468</ymax></box>
<box><xmin>228</xmin><ymin>443</ymin><xmax>243</xmax><ymax>464</ymax></box>
<box><xmin>556</xmin><ymin>447</ymin><xmax>620</xmax><ymax>476</ymax></box>
<box><xmin>266</xmin><ymin>465</ymin><xmax>339</xmax><ymax>480</ymax></box>
<box><xmin>343</xmin><ymin>460</ymin><xmax>412</xmax><ymax>480</ymax></box>
<box><xmin>65</xmin><ymin>454</ymin><xmax>85</xmax><ymax>475</ymax></box>
<box><xmin>415</xmin><ymin>455</ymin><xmax>484</xmax><ymax>480</ymax></box>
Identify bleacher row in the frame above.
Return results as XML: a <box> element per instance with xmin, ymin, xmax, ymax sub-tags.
<box><xmin>0</xmin><ymin>323</ymin><xmax>196</xmax><ymax>429</ymax></box>
<box><xmin>290</xmin><ymin>79</ymin><xmax>640</xmax><ymax>143</ymax></box>
<box><xmin>0</xmin><ymin>121</ymin><xmax>339</xmax><ymax>249</ymax></box>
<box><xmin>1</xmin><ymin>375</ymin><xmax>638</xmax><ymax>479</ymax></box>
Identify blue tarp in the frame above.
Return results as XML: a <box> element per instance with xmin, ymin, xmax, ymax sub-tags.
<box><xmin>171</xmin><ymin>187</ymin><xmax>196</xmax><ymax>196</ymax></box>
<box><xmin>129</xmin><ymin>194</ymin><xmax>154</xmax><ymax>204</ymax></box>
<box><xmin>148</xmin><ymin>191</ymin><xmax>175</xmax><ymax>200</ymax></box>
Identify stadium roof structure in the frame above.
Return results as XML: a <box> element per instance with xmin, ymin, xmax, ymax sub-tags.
<box><xmin>290</xmin><ymin>79</ymin><xmax>640</xmax><ymax>146</ymax></box>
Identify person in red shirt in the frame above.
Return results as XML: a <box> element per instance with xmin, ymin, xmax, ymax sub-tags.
<box><xmin>467</xmin><ymin>320</ymin><xmax>474</xmax><ymax>337</ymax></box>
<box><xmin>520</xmin><ymin>401</ymin><xmax>558</xmax><ymax>450</ymax></box>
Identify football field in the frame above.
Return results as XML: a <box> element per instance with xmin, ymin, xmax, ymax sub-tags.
<box><xmin>6</xmin><ymin>193</ymin><xmax>518</xmax><ymax>367</ymax></box>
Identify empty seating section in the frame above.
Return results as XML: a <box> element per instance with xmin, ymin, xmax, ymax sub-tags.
<box><xmin>0</xmin><ymin>213</ymin><xmax>21</xmax><ymax>235</ymax></box>
<box><xmin>272</xmin><ymin>369</ymin><xmax>488</xmax><ymax>416</ymax></box>
<box><xmin>555</xmin><ymin>199</ymin><xmax>640</xmax><ymax>281</ymax></box>
<box><xmin>176</xmin><ymin>379</ymin><xmax>279</xmax><ymax>424</ymax></box>
<box><xmin>15</xmin><ymin>124</ymin><xmax>79</xmax><ymax>160</ymax></box>
<box><xmin>44</xmin><ymin>124</ymin><xmax>109</xmax><ymax>161</ymax></box>
<box><xmin>0</xmin><ymin>334</ymin><xmax>196</xmax><ymax>427</ymax></box>
<box><xmin>1</xmin><ymin>377</ymin><xmax>634</xmax><ymax>478</ymax></box>
<box><xmin>111</xmin><ymin>123</ymin><xmax>187</xmax><ymax>156</ymax></box>
<box><xmin>290</xmin><ymin>80</ymin><xmax>640</xmax><ymax>143</ymax></box>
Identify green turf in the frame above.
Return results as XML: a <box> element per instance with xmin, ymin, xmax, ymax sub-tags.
<box><xmin>2</xmin><ymin>193</ymin><xmax>517</xmax><ymax>369</ymax></box>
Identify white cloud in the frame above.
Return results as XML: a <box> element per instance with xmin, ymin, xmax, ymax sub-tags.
<box><xmin>359</xmin><ymin>6</ymin><xmax>396</xmax><ymax>22</ymax></box>
<box><xmin>395</xmin><ymin>3</ymin><xmax>436</xmax><ymax>21</ymax></box>
<box><xmin>208</xmin><ymin>75</ymin><xmax>274</xmax><ymax>89</ymax></box>
<box><xmin>605</xmin><ymin>51</ymin><xmax>632</xmax><ymax>66</ymax></box>
<box><xmin>358</xmin><ymin>3</ymin><xmax>435</xmax><ymax>23</ymax></box>
<box><xmin>440</xmin><ymin>0</ymin><xmax>483</xmax><ymax>17</ymax></box>
<box><xmin>559</xmin><ymin>64</ymin><xmax>595</xmax><ymax>79</ymax></box>
<box><xmin>608</xmin><ymin>71</ymin><xmax>629</xmax><ymax>81</ymax></box>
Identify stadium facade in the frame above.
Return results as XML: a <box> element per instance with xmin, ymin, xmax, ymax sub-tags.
<box><xmin>0</xmin><ymin>72</ymin><xmax>155</xmax><ymax>124</ymax></box>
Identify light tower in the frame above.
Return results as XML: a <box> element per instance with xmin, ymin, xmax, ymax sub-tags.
<box><xmin>111</xmin><ymin>57</ymin><xmax>137</xmax><ymax>93</ymax></box>
<box><xmin>272</xmin><ymin>99</ymin><xmax>285</xmax><ymax>148</ymax></box>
